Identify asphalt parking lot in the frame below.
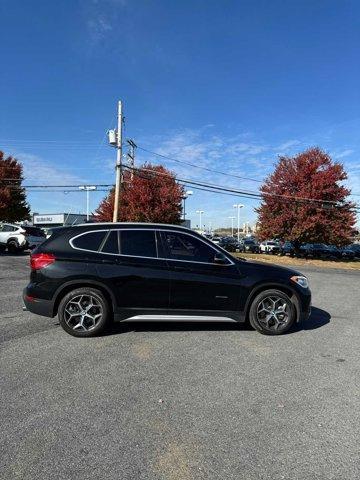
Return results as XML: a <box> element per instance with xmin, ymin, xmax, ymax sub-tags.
<box><xmin>0</xmin><ymin>254</ymin><xmax>359</xmax><ymax>480</ymax></box>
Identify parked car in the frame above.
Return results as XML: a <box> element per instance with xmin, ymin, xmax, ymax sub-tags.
<box><xmin>240</xmin><ymin>239</ymin><xmax>260</xmax><ymax>253</ymax></box>
<box><xmin>0</xmin><ymin>223</ymin><xmax>46</xmax><ymax>253</ymax></box>
<box><xmin>279</xmin><ymin>241</ymin><xmax>296</xmax><ymax>257</ymax></box>
<box><xmin>210</xmin><ymin>235</ymin><xmax>221</xmax><ymax>245</ymax></box>
<box><xmin>22</xmin><ymin>226</ymin><xmax>46</xmax><ymax>250</ymax></box>
<box><xmin>23</xmin><ymin>223</ymin><xmax>311</xmax><ymax>337</ymax></box>
<box><xmin>0</xmin><ymin>223</ymin><xmax>28</xmax><ymax>253</ymax></box>
<box><xmin>325</xmin><ymin>245</ymin><xmax>343</xmax><ymax>260</ymax></box>
<box><xmin>300</xmin><ymin>243</ymin><xmax>337</xmax><ymax>259</ymax></box>
<box><xmin>218</xmin><ymin>237</ymin><xmax>241</xmax><ymax>253</ymax></box>
<box><xmin>339</xmin><ymin>245</ymin><xmax>356</xmax><ymax>260</ymax></box>
<box><xmin>259</xmin><ymin>241</ymin><xmax>280</xmax><ymax>254</ymax></box>
<box><xmin>347</xmin><ymin>244</ymin><xmax>360</xmax><ymax>258</ymax></box>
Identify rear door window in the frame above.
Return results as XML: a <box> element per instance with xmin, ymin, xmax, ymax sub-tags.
<box><xmin>119</xmin><ymin>230</ymin><xmax>157</xmax><ymax>258</ymax></box>
<box><xmin>71</xmin><ymin>231</ymin><xmax>107</xmax><ymax>252</ymax></box>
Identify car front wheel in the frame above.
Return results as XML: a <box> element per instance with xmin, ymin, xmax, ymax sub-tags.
<box><xmin>249</xmin><ymin>289</ymin><xmax>296</xmax><ymax>335</ymax></box>
<box><xmin>58</xmin><ymin>287</ymin><xmax>111</xmax><ymax>337</ymax></box>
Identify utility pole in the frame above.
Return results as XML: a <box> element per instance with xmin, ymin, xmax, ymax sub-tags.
<box><xmin>126</xmin><ymin>139</ymin><xmax>137</xmax><ymax>181</ymax></box>
<box><xmin>112</xmin><ymin>101</ymin><xmax>123</xmax><ymax>223</ymax></box>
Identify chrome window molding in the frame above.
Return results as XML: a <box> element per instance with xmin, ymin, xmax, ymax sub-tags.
<box><xmin>69</xmin><ymin>228</ymin><xmax>235</xmax><ymax>266</ymax></box>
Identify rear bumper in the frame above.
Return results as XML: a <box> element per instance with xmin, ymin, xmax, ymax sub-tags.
<box><xmin>23</xmin><ymin>289</ymin><xmax>55</xmax><ymax>318</ymax></box>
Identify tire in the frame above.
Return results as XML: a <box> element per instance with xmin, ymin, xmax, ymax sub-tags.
<box><xmin>7</xmin><ymin>240</ymin><xmax>20</xmax><ymax>254</ymax></box>
<box><xmin>248</xmin><ymin>289</ymin><xmax>296</xmax><ymax>335</ymax></box>
<box><xmin>58</xmin><ymin>287</ymin><xmax>111</xmax><ymax>337</ymax></box>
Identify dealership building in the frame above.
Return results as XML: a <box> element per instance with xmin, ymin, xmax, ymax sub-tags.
<box><xmin>32</xmin><ymin>213</ymin><xmax>95</xmax><ymax>229</ymax></box>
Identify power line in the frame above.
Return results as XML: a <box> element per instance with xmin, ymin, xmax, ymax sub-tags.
<box><xmin>1</xmin><ymin>166</ymin><xmax>358</xmax><ymax>210</ymax></box>
<box><xmin>1</xmin><ymin>163</ymin><xmax>359</xmax><ymax>211</ymax></box>
<box><xmin>137</xmin><ymin>144</ymin><xmax>360</xmax><ymax>198</ymax></box>
<box><xmin>123</xmin><ymin>164</ymin><xmax>358</xmax><ymax>208</ymax></box>
<box><xmin>136</xmin><ymin>145</ymin><xmax>264</xmax><ymax>184</ymax></box>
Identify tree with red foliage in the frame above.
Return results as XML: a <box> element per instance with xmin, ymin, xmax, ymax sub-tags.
<box><xmin>95</xmin><ymin>163</ymin><xmax>184</xmax><ymax>223</ymax></box>
<box><xmin>256</xmin><ymin>148</ymin><xmax>356</xmax><ymax>245</ymax></box>
<box><xmin>0</xmin><ymin>151</ymin><xmax>30</xmax><ymax>222</ymax></box>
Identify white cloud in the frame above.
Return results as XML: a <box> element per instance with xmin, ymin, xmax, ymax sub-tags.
<box><xmin>333</xmin><ymin>149</ymin><xmax>354</xmax><ymax>159</ymax></box>
<box><xmin>276</xmin><ymin>140</ymin><xmax>300</xmax><ymax>152</ymax></box>
<box><xmin>87</xmin><ymin>16</ymin><xmax>113</xmax><ymax>43</ymax></box>
<box><xmin>17</xmin><ymin>152</ymin><xmax>83</xmax><ymax>185</ymax></box>
<box><xmin>83</xmin><ymin>0</ymin><xmax>127</xmax><ymax>45</ymax></box>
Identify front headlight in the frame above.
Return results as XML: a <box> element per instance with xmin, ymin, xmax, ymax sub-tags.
<box><xmin>290</xmin><ymin>275</ymin><xmax>309</xmax><ymax>289</ymax></box>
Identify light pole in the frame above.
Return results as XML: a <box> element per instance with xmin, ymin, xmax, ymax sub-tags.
<box><xmin>182</xmin><ymin>190</ymin><xmax>193</xmax><ymax>221</ymax></box>
<box><xmin>196</xmin><ymin>210</ymin><xmax>204</xmax><ymax>231</ymax></box>
<box><xmin>229</xmin><ymin>216</ymin><xmax>236</xmax><ymax>237</ymax></box>
<box><xmin>233</xmin><ymin>204</ymin><xmax>244</xmax><ymax>242</ymax></box>
<box><xmin>79</xmin><ymin>185</ymin><xmax>97</xmax><ymax>221</ymax></box>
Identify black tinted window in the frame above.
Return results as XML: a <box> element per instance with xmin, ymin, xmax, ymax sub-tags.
<box><xmin>23</xmin><ymin>227</ymin><xmax>46</xmax><ymax>237</ymax></box>
<box><xmin>72</xmin><ymin>231</ymin><xmax>107</xmax><ymax>251</ymax></box>
<box><xmin>120</xmin><ymin>230</ymin><xmax>157</xmax><ymax>258</ymax></box>
<box><xmin>163</xmin><ymin>232</ymin><xmax>219</xmax><ymax>263</ymax></box>
<box><xmin>101</xmin><ymin>230</ymin><xmax>119</xmax><ymax>254</ymax></box>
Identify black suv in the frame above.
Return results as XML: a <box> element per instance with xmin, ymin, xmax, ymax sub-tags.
<box><xmin>23</xmin><ymin>223</ymin><xmax>311</xmax><ymax>337</ymax></box>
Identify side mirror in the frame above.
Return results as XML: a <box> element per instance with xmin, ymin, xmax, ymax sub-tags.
<box><xmin>214</xmin><ymin>252</ymin><xmax>228</xmax><ymax>265</ymax></box>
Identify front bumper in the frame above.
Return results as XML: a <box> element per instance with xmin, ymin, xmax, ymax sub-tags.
<box><xmin>23</xmin><ymin>289</ymin><xmax>55</xmax><ymax>318</ymax></box>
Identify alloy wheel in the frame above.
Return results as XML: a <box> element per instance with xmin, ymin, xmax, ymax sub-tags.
<box><xmin>64</xmin><ymin>294</ymin><xmax>103</xmax><ymax>332</ymax></box>
<box><xmin>256</xmin><ymin>295</ymin><xmax>290</xmax><ymax>332</ymax></box>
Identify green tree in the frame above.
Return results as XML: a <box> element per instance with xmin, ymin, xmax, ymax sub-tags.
<box><xmin>0</xmin><ymin>151</ymin><xmax>30</xmax><ymax>222</ymax></box>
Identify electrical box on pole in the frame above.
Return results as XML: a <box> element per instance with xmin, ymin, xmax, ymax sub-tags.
<box><xmin>108</xmin><ymin>129</ymin><xmax>117</xmax><ymax>146</ymax></box>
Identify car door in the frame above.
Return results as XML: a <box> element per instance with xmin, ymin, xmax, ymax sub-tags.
<box><xmin>95</xmin><ymin>229</ymin><xmax>170</xmax><ymax>312</ymax></box>
<box><xmin>159</xmin><ymin>230</ymin><xmax>244</xmax><ymax>314</ymax></box>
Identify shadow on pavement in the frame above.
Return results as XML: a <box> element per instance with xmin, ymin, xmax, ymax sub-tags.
<box><xmin>106</xmin><ymin>306</ymin><xmax>330</xmax><ymax>336</ymax></box>
<box><xmin>291</xmin><ymin>306</ymin><xmax>331</xmax><ymax>332</ymax></box>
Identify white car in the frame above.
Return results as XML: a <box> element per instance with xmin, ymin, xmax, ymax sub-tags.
<box><xmin>0</xmin><ymin>223</ymin><xmax>45</xmax><ymax>253</ymax></box>
<box><xmin>211</xmin><ymin>236</ymin><xmax>222</xmax><ymax>245</ymax></box>
<box><xmin>259</xmin><ymin>240</ymin><xmax>281</xmax><ymax>254</ymax></box>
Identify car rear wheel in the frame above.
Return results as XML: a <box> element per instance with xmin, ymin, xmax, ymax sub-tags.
<box><xmin>249</xmin><ymin>289</ymin><xmax>296</xmax><ymax>335</ymax></box>
<box><xmin>58</xmin><ymin>287</ymin><xmax>111</xmax><ymax>337</ymax></box>
<box><xmin>7</xmin><ymin>240</ymin><xmax>20</xmax><ymax>254</ymax></box>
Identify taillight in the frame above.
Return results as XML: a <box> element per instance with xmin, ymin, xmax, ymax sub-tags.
<box><xmin>30</xmin><ymin>253</ymin><xmax>55</xmax><ymax>270</ymax></box>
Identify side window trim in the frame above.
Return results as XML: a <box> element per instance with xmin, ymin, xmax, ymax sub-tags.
<box><xmin>69</xmin><ymin>228</ymin><xmax>233</xmax><ymax>265</ymax></box>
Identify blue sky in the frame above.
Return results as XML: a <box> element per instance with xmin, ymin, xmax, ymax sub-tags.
<box><xmin>0</xmin><ymin>0</ymin><xmax>359</xmax><ymax>229</ymax></box>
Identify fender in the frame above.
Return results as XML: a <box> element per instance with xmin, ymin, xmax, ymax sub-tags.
<box><xmin>244</xmin><ymin>282</ymin><xmax>301</xmax><ymax>323</ymax></box>
<box><xmin>52</xmin><ymin>278</ymin><xmax>117</xmax><ymax>316</ymax></box>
